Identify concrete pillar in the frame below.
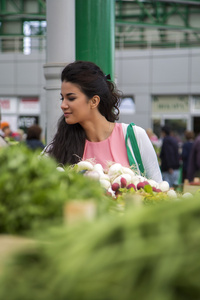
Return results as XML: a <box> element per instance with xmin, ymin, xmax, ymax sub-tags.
<box><xmin>44</xmin><ymin>0</ymin><xmax>75</xmax><ymax>143</ymax></box>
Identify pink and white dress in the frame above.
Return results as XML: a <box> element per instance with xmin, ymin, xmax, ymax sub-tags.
<box><xmin>82</xmin><ymin>123</ymin><xmax>162</xmax><ymax>183</ymax></box>
<box><xmin>83</xmin><ymin>123</ymin><xmax>129</xmax><ymax>170</ymax></box>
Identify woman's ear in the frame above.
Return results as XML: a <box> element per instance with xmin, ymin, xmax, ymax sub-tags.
<box><xmin>90</xmin><ymin>95</ymin><xmax>100</xmax><ymax>109</ymax></box>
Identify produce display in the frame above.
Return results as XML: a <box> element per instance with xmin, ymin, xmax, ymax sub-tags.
<box><xmin>0</xmin><ymin>145</ymin><xmax>114</xmax><ymax>235</ymax></box>
<box><xmin>1</xmin><ymin>195</ymin><xmax>200</xmax><ymax>300</ymax></box>
<box><xmin>1</xmin><ymin>145</ymin><xmax>200</xmax><ymax>299</ymax></box>
<box><xmin>0</xmin><ymin>143</ymin><xmax>197</xmax><ymax>237</ymax></box>
<box><xmin>69</xmin><ymin>160</ymin><xmax>193</xmax><ymax>201</ymax></box>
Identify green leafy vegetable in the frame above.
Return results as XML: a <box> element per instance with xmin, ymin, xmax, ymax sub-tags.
<box><xmin>0</xmin><ymin>145</ymin><xmax>113</xmax><ymax>235</ymax></box>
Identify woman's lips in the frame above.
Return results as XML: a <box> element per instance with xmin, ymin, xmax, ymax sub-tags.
<box><xmin>64</xmin><ymin>112</ymin><xmax>71</xmax><ymax>117</ymax></box>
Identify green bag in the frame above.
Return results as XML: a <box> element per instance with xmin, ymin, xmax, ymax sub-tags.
<box><xmin>125</xmin><ymin>123</ymin><xmax>145</xmax><ymax>175</ymax></box>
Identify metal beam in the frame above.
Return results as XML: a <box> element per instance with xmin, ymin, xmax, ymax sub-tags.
<box><xmin>116</xmin><ymin>20</ymin><xmax>200</xmax><ymax>33</ymax></box>
<box><xmin>0</xmin><ymin>0</ymin><xmax>46</xmax><ymax>19</ymax></box>
<box><xmin>157</xmin><ymin>0</ymin><xmax>200</xmax><ymax>5</ymax></box>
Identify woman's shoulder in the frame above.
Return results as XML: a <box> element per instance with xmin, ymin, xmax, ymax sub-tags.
<box><xmin>121</xmin><ymin>123</ymin><xmax>146</xmax><ymax>137</ymax></box>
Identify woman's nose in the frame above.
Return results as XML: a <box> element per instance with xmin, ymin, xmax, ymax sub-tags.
<box><xmin>61</xmin><ymin>99</ymin><xmax>69</xmax><ymax>109</ymax></box>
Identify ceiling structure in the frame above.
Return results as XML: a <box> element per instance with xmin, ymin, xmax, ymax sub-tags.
<box><xmin>0</xmin><ymin>0</ymin><xmax>200</xmax><ymax>50</ymax></box>
<box><xmin>0</xmin><ymin>0</ymin><xmax>46</xmax><ymax>23</ymax></box>
<box><xmin>115</xmin><ymin>0</ymin><xmax>200</xmax><ymax>48</ymax></box>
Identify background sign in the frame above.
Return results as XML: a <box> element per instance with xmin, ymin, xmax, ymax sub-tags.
<box><xmin>0</xmin><ymin>98</ymin><xmax>18</xmax><ymax>114</ymax></box>
<box><xmin>19</xmin><ymin>98</ymin><xmax>40</xmax><ymax>115</ymax></box>
<box><xmin>18</xmin><ymin>116</ymin><xmax>39</xmax><ymax>132</ymax></box>
<box><xmin>152</xmin><ymin>96</ymin><xmax>189</xmax><ymax>113</ymax></box>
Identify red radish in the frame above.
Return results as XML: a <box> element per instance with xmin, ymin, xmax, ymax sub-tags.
<box><xmin>152</xmin><ymin>187</ymin><xmax>162</xmax><ymax>193</ymax></box>
<box><xmin>111</xmin><ymin>182</ymin><xmax>120</xmax><ymax>192</ymax></box>
<box><xmin>143</xmin><ymin>181</ymin><xmax>149</xmax><ymax>186</ymax></box>
<box><xmin>137</xmin><ymin>181</ymin><xmax>150</xmax><ymax>190</ymax></box>
<box><xmin>153</xmin><ymin>187</ymin><xmax>162</xmax><ymax>192</ymax></box>
<box><xmin>127</xmin><ymin>183</ymin><xmax>136</xmax><ymax>190</ymax></box>
<box><xmin>137</xmin><ymin>182</ymin><xmax>145</xmax><ymax>190</ymax></box>
<box><xmin>120</xmin><ymin>177</ymin><xmax>127</xmax><ymax>188</ymax></box>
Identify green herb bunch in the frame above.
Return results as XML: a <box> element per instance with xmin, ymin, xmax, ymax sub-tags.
<box><xmin>0</xmin><ymin>145</ymin><xmax>109</xmax><ymax>235</ymax></box>
<box><xmin>1</xmin><ymin>197</ymin><xmax>200</xmax><ymax>300</ymax></box>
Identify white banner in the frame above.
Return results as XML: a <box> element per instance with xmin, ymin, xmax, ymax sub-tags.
<box><xmin>0</xmin><ymin>98</ymin><xmax>18</xmax><ymax>114</ymax></box>
<box><xmin>19</xmin><ymin>98</ymin><xmax>40</xmax><ymax>114</ymax></box>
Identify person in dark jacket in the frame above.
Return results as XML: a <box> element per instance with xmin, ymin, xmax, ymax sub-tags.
<box><xmin>159</xmin><ymin>125</ymin><xmax>180</xmax><ymax>187</ymax></box>
<box><xmin>181</xmin><ymin>130</ymin><xmax>194</xmax><ymax>182</ymax></box>
<box><xmin>187</xmin><ymin>133</ymin><xmax>200</xmax><ymax>182</ymax></box>
<box><xmin>26</xmin><ymin>124</ymin><xmax>45</xmax><ymax>150</ymax></box>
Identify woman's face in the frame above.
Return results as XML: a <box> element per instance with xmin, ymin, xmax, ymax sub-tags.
<box><xmin>60</xmin><ymin>81</ymin><xmax>92</xmax><ymax>125</ymax></box>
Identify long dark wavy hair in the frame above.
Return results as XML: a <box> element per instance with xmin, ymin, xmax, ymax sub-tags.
<box><xmin>46</xmin><ymin>60</ymin><xmax>122</xmax><ymax>165</ymax></box>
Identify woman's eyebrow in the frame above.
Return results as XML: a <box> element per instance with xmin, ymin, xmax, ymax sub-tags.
<box><xmin>66</xmin><ymin>93</ymin><xmax>76</xmax><ymax>96</ymax></box>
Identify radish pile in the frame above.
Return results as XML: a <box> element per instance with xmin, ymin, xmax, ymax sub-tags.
<box><xmin>56</xmin><ymin>160</ymin><xmax>194</xmax><ymax>201</ymax></box>
<box><xmin>70</xmin><ymin>161</ymin><xmax>174</xmax><ymax>198</ymax></box>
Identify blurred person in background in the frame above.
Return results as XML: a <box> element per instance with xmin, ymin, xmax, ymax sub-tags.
<box><xmin>0</xmin><ymin>121</ymin><xmax>12</xmax><ymax>146</ymax></box>
<box><xmin>187</xmin><ymin>132</ymin><xmax>200</xmax><ymax>182</ymax></box>
<box><xmin>146</xmin><ymin>128</ymin><xmax>161</xmax><ymax>147</ymax></box>
<box><xmin>0</xmin><ymin>121</ymin><xmax>23</xmax><ymax>145</ymax></box>
<box><xmin>181</xmin><ymin>130</ymin><xmax>194</xmax><ymax>182</ymax></box>
<box><xmin>26</xmin><ymin>124</ymin><xmax>45</xmax><ymax>151</ymax></box>
<box><xmin>159</xmin><ymin>125</ymin><xmax>180</xmax><ymax>187</ymax></box>
<box><xmin>0</xmin><ymin>122</ymin><xmax>8</xmax><ymax>148</ymax></box>
<box><xmin>0</xmin><ymin>121</ymin><xmax>12</xmax><ymax>138</ymax></box>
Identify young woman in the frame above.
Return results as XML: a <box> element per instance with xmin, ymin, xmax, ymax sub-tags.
<box><xmin>44</xmin><ymin>60</ymin><xmax>162</xmax><ymax>183</ymax></box>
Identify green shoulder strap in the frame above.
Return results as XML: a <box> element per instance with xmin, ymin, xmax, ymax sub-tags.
<box><xmin>125</xmin><ymin>123</ymin><xmax>145</xmax><ymax>175</ymax></box>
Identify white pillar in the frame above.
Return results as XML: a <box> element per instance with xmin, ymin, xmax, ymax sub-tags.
<box><xmin>44</xmin><ymin>0</ymin><xmax>75</xmax><ymax>143</ymax></box>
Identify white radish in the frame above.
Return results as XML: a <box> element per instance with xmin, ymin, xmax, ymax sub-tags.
<box><xmin>100</xmin><ymin>179</ymin><xmax>111</xmax><ymax>190</ymax></box>
<box><xmin>108</xmin><ymin>163</ymin><xmax>123</xmax><ymax>179</ymax></box>
<box><xmin>182</xmin><ymin>192</ymin><xmax>193</xmax><ymax>198</ymax></box>
<box><xmin>122</xmin><ymin>166</ymin><xmax>135</xmax><ymax>177</ymax></box>
<box><xmin>131</xmin><ymin>176</ymin><xmax>141</xmax><ymax>187</ymax></box>
<box><xmin>84</xmin><ymin>170</ymin><xmax>100</xmax><ymax>180</ymax></box>
<box><xmin>56</xmin><ymin>166</ymin><xmax>65</xmax><ymax>172</ymax></box>
<box><xmin>167</xmin><ymin>189</ymin><xmax>177</xmax><ymax>198</ymax></box>
<box><xmin>131</xmin><ymin>175</ymin><xmax>146</xmax><ymax>186</ymax></box>
<box><xmin>76</xmin><ymin>161</ymin><xmax>94</xmax><ymax>172</ymax></box>
<box><xmin>159</xmin><ymin>181</ymin><xmax>170</xmax><ymax>192</ymax></box>
<box><xmin>148</xmin><ymin>179</ymin><xmax>159</xmax><ymax>188</ymax></box>
<box><xmin>99</xmin><ymin>173</ymin><xmax>110</xmax><ymax>182</ymax></box>
<box><xmin>135</xmin><ymin>175</ymin><xmax>147</xmax><ymax>182</ymax></box>
<box><xmin>93</xmin><ymin>163</ymin><xmax>104</xmax><ymax>175</ymax></box>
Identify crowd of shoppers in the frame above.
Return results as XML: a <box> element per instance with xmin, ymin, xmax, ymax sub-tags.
<box><xmin>146</xmin><ymin>125</ymin><xmax>199</xmax><ymax>186</ymax></box>
<box><xmin>0</xmin><ymin>121</ymin><xmax>45</xmax><ymax>150</ymax></box>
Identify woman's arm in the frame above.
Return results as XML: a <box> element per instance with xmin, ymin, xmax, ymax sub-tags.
<box><xmin>133</xmin><ymin>125</ymin><xmax>163</xmax><ymax>183</ymax></box>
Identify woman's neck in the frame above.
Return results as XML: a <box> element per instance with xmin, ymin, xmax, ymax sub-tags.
<box><xmin>80</xmin><ymin>117</ymin><xmax>115</xmax><ymax>142</ymax></box>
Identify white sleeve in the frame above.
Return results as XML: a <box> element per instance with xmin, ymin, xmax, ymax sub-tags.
<box><xmin>133</xmin><ymin>125</ymin><xmax>162</xmax><ymax>183</ymax></box>
<box><xmin>40</xmin><ymin>143</ymin><xmax>52</xmax><ymax>157</ymax></box>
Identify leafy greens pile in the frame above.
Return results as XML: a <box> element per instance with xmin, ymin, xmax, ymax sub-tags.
<box><xmin>0</xmin><ymin>145</ymin><xmax>110</xmax><ymax>235</ymax></box>
<box><xmin>1</xmin><ymin>196</ymin><xmax>200</xmax><ymax>300</ymax></box>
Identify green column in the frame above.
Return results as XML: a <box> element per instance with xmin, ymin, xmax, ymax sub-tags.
<box><xmin>76</xmin><ymin>0</ymin><xmax>115</xmax><ymax>79</ymax></box>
